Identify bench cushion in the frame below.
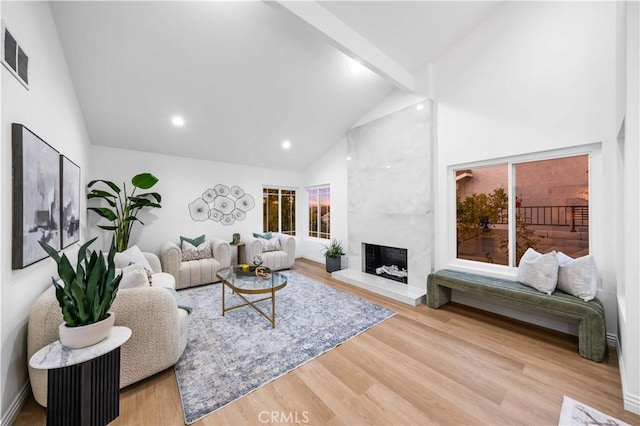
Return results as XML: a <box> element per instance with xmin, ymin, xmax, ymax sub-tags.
<box><xmin>426</xmin><ymin>269</ymin><xmax>606</xmax><ymax>362</ymax></box>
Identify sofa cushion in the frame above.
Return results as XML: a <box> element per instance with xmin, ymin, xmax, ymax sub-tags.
<box><xmin>253</xmin><ymin>232</ymin><xmax>273</xmax><ymax>240</ymax></box>
<box><xmin>177</xmin><ymin>257</ymin><xmax>222</xmax><ymax>289</ymax></box>
<box><xmin>151</xmin><ymin>272</ymin><xmax>176</xmax><ymax>289</ymax></box>
<box><xmin>119</xmin><ymin>264</ymin><xmax>150</xmax><ymax>289</ymax></box>
<box><xmin>180</xmin><ymin>234</ymin><xmax>205</xmax><ymax>247</ymax></box>
<box><xmin>181</xmin><ymin>240</ymin><xmax>212</xmax><ymax>261</ymax></box>
<box><xmin>259</xmin><ymin>236</ymin><xmax>281</xmax><ymax>252</ymax></box>
<box><xmin>114</xmin><ymin>245</ymin><xmax>153</xmax><ymax>271</ymax></box>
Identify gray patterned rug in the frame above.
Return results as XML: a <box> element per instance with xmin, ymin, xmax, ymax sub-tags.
<box><xmin>174</xmin><ymin>270</ymin><xmax>395</xmax><ymax>424</ymax></box>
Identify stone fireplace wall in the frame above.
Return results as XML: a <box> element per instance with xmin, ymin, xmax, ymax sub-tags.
<box><xmin>346</xmin><ymin>100</ymin><xmax>433</xmax><ymax>291</ymax></box>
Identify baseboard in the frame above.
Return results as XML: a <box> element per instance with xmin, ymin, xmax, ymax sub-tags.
<box><xmin>301</xmin><ymin>255</ymin><xmax>324</xmax><ymax>264</ymax></box>
<box><xmin>606</xmin><ymin>332</ymin><xmax>617</xmax><ymax>348</ymax></box>
<box><xmin>615</xmin><ymin>334</ymin><xmax>640</xmax><ymax>415</ymax></box>
<box><xmin>1</xmin><ymin>381</ymin><xmax>30</xmax><ymax>426</ymax></box>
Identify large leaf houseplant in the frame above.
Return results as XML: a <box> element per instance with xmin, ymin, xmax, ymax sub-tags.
<box><xmin>87</xmin><ymin>173</ymin><xmax>162</xmax><ymax>252</ymax></box>
<box><xmin>39</xmin><ymin>237</ymin><xmax>123</xmax><ymax>348</ymax></box>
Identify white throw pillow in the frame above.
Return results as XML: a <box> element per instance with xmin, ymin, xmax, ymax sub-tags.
<box><xmin>516</xmin><ymin>248</ymin><xmax>559</xmax><ymax>295</ymax></box>
<box><xmin>181</xmin><ymin>240</ymin><xmax>212</xmax><ymax>261</ymax></box>
<box><xmin>118</xmin><ymin>264</ymin><xmax>150</xmax><ymax>289</ymax></box>
<box><xmin>556</xmin><ymin>252</ymin><xmax>597</xmax><ymax>301</ymax></box>
<box><xmin>259</xmin><ymin>236</ymin><xmax>281</xmax><ymax>253</ymax></box>
<box><xmin>114</xmin><ymin>245</ymin><xmax>152</xmax><ymax>271</ymax></box>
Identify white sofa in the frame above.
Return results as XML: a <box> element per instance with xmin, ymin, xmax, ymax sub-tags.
<box><xmin>27</xmin><ymin>252</ymin><xmax>189</xmax><ymax>407</ymax></box>
<box><xmin>160</xmin><ymin>238</ymin><xmax>231</xmax><ymax>289</ymax></box>
<box><xmin>244</xmin><ymin>233</ymin><xmax>296</xmax><ymax>271</ymax></box>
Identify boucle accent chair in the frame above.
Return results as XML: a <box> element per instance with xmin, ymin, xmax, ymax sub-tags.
<box><xmin>27</xmin><ymin>252</ymin><xmax>189</xmax><ymax>407</ymax></box>
<box><xmin>426</xmin><ymin>269</ymin><xmax>607</xmax><ymax>362</ymax></box>
<box><xmin>160</xmin><ymin>238</ymin><xmax>231</xmax><ymax>289</ymax></box>
<box><xmin>244</xmin><ymin>233</ymin><xmax>296</xmax><ymax>271</ymax></box>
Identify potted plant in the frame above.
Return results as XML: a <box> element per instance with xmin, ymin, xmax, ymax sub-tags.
<box><xmin>323</xmin><ymin>239</ymin><xmax>345</xmax><ymax>273</ymax></box>
<box><xmin>87</xmin><ymin>173</ymin><xmax>162</xmax><ymax>252</ymax></box>
<box><xmin>39</xmin><ymin>237</ymin><xmax>123</xmax><ymax>348</ymax></box>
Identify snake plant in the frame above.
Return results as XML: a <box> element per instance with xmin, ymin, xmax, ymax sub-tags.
<box><xmin>39</xmin><ymin>237</ymin><xmax>122</xmax><ymax>327</ymax></box>
<box><xmin>87</xmin><ymin>173</ymin><xmax>162</xmax><ymax>252</ymax></box>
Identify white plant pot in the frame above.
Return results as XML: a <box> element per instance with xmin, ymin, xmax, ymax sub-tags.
<box><xmin>58</xmin><ymin>312</ymin><xmax>115</xmax><ymax>349</ymax></box>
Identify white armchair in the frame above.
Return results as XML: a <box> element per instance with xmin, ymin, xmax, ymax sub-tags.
<box><xmin>28</xmin><ymin>252</ymin><xmax>189</xmax><ymax>407</ymax></box>
<box><xmin>244</xmin><ymin>233</ymin><xmax>296</xmax><ymax>271</ymax></box>
<box><xmin>160</xmin><ymin>238</ymin><xmax>231</xmax><ymax>289</ymax></box>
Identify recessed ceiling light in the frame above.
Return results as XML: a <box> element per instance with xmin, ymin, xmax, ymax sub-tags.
<box><xmin>349</xmin><ymin>59</ymin><xmax>363</xmax><ymax>74</ymax></box>
<box><xmin>347</xmin><ymin>156</ymin><xmax>352</xmax><ymax>161</ymax></box>
<box><xmin>416</xmin><ymin>104</ymin><xmax>424</xmax><ymax>111</ymax></box>
<box><xmin>172</xmin><ymin>116</ymin><xmax>185</xmax><ymax>127</ymax></box>
<box><xmin>282</xmin><ymin>140</ymin><xmax>291</xmax><ymax>150</ymax></box>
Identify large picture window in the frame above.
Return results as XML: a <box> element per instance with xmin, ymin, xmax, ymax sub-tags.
<box><xmin>263</xmin><ymin>187</ymin><xmax>296</xmax><ymax>236</ymax></box>
<box><xmin>456</xmin><ymin>154</ymin><xmax>589</xmax><ymax>266</ymax></box>
<box><xmin>308</xmin><ymin>186</ymin><xmax>330</xmax><ymax>239</ymax></box>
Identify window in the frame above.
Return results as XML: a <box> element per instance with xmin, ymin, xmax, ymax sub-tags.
<box><xmin>456</xmin><ymin>154</ymin><xmax>589</xmax><ymax>267</ymax></box>
<box><xmin>263</xmin><ymin>188</ymin><xmax>296</xmax><ymax>235</ymax></box>
<box><xmin>308</xmin><ymin>186</ymin><xmax>330</xmax><ymax>239</ymax></box>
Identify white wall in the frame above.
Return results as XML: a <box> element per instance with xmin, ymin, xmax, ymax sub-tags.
<box><xmin>89</xmin><ymin>146</ymin><xmax>303</xmax><ymax>257</ymax></box>
<box><xmin>353</xmin><ymin>89</ymin><xmax>427</xmax><ymax>128</ymax></box>
<box><xmin>299</xmin><ymin>138</ymin><xmax>348</xmax><ymax>263</ymax></box>
<box><xmin>432</xmin><ymin>0</ymin><xmax>619</xmax><ymax>350</ymax></box>
<box><xmin>619</xmin><ymin>0</ymin><xmax>640</xmax><ymax>414</ymax></box>
<box><xmin>0</xmin><ymin>2</ymin><xmax>91</xmax><ymax>421</ymax></box>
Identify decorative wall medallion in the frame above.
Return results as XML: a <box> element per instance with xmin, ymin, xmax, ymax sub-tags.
<box><xmin>189</xmin><ymin>185</ymin><xmax>255</xmax><ymax>225</ymax></box>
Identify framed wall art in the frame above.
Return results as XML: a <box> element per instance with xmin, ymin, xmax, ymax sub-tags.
<box><xmin>12</xmin><ymin>123</ymin><xmax>60</xmax><ymax>269</ymax></box>
<box><xmin>60</xmin><ymin>155</ymin><xmax>80</xmax><ymax>248</ymax></box>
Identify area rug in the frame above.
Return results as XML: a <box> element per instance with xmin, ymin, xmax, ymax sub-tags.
<box><xmin>174</xmin><ymin>270</ymin><xmax>396</xmax><ymax>424</ymax></box>
<box><xmin>558</xmin><ymin>396</ymin><xmax>631</xmax><ymax>426</ymax></box>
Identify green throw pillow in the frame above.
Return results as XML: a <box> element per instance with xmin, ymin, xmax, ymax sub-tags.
<box><xmin>253</xmin><ymin>232</ymin><xmax>273</xmax><ymax>240</ymax></box>
<box><xmin>180</xmin><ymin>234</ymin><xmax>205</xmax><ymax>247</ymax></box>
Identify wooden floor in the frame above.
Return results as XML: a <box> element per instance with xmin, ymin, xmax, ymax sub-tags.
<box><xmin>16</xmin><ymin>258</ymin><xmax>639</xmax><ymax>425</ymax></box>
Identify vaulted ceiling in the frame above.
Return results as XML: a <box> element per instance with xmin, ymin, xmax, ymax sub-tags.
<box><xmin>50</xmin><ymin>1</ymin><xmax>502</xmax><ymax>172</ymax></box>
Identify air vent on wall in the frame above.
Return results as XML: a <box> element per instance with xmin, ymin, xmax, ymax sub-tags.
<box><xmin>2</xmin><ymin>21</ymin><xmax>29</xmax><ymax>89</ymax></box>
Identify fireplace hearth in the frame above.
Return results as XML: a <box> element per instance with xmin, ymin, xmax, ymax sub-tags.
<box><xmin>363</xmin><ymin>243</ymin><xmax>408</xmax><ymax>284</ymax></box>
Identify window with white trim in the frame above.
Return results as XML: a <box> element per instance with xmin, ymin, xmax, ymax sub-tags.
<box><xmin>263</xmin><ymin>187</ymin><xmax>296</xmax><ymax>235</ymax></box>
<box><xmin>455</xmin><ymin>154</ymin><xmax>590</xmax><ymax>267</ymax></box>
<box><xmin>308</xmin><ymin>186</ymin><xmax>330</xmax><ymax>239</ymax></box>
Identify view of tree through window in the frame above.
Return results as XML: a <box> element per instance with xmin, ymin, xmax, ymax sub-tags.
<box><xmin>456</xmin><ymin>155</ymin><xmax>589</xmax><ymax>266</ymax></box>
<box><xmin>308</xmin><ymin>186</ymin><xmax>330</xmax><ymax>239</ymax></box>
<box><xmin>263</xmin><ymin>188</ymin><xmax>296</xmax><ymax>235</ymax></box>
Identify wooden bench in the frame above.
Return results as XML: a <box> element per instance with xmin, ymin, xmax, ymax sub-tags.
<box><xmin>426</xmin><ymin>269</ymin><xmax>606</xmax><ymax>362</ymax></box>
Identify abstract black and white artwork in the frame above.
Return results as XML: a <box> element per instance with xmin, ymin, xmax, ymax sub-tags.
<box><xmin>188</xmin><ymin>184</ymin><xmax>255</xmax><ymax>226</ymax></box>
<box><xmin>12</xmin><ymin>123</ymin><xmax>60</xmax><ymax>269</ymax></box>
<box><xmin>60</xmin><ymin>155</ymin><xmax>80</xmax><ymax>248</ymax></box>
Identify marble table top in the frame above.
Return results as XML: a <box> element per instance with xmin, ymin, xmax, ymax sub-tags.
<box><xmin>29</xmin><ymin>326</ymin><xmax>131</xmax><ymax>370</ymax></box>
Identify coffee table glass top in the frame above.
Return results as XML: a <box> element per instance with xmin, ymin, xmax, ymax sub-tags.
<box><xmin>217</xmin><ymin>266</ymin><xmax>287</xmax><ymax>293</ymax></box>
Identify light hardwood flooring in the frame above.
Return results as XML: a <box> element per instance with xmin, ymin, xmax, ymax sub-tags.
<box><xmin>16</xmin><ymin>258</ymin><xmax>640</xmax><ymax>425</ymax></box>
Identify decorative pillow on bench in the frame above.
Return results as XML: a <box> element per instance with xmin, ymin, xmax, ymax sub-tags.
<box><xmin>557</xmin><ymin>252</ymin><xmax>597</xmax><ymax>301</ymax></box>
<box><xmin>516</xmin><ymin>248</ymin><xmax>559</xmax><ymax>295</ymax></box>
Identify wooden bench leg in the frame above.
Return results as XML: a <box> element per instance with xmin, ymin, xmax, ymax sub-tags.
<box><xmin>426</xmin><ymin>276</ymin><xmax>452</xmax><ymax>308</ymax></box>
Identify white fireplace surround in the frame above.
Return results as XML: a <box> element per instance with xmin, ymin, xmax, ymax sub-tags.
<box><xmin>332</xmin><ymin>100</ymin><xmax>433</xmax><ymax>306</ymax></box>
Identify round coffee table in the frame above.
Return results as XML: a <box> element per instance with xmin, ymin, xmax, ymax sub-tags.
<box><xmin>216</xmin><ymin>266</ymin><xmax>287</xmax><ymax>328</ymax></box>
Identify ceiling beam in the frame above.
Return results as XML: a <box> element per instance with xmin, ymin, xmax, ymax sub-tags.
<box><xmin>268</xmin><ymin>1</ymin><xmax>415</xmax><ymax>92</ymax></box>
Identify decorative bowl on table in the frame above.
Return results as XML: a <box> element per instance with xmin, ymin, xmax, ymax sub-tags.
<box><xmin>233</xmin><ymin>264</ymin><xmax>271</xmax><ymax>277</ymax></box>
